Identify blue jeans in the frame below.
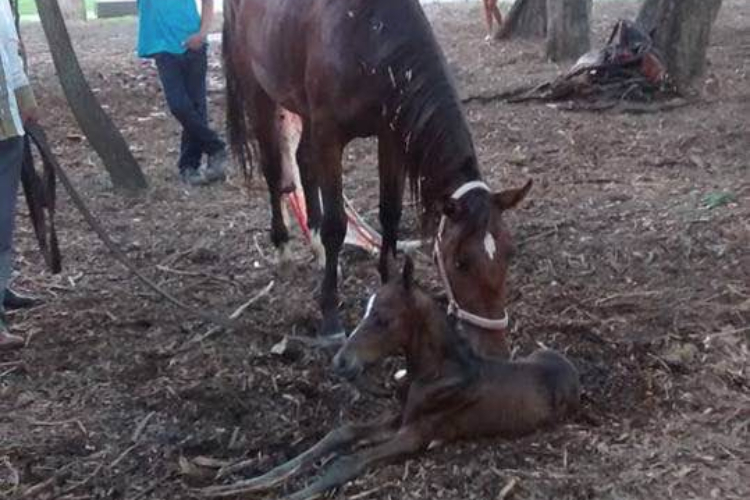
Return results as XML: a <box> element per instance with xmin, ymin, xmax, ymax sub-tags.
<box><xmin>154</xmin><ymin>46</ymin><xmax>225</xmax><ymax>172</ymax></box>
<box><xmin>0</xmin><ymin>136</ymin><xmax>24</xmax><ymax>309</ymax></box>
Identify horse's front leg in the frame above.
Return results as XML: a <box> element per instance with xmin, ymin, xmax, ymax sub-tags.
<box><xmin>377</xmin><ymin>130</ymin><xmax>406</xmax><ymax>282</ymax></box>
<box><xmin>312</xmin><ymin>125</ymin><xmax>347</xmax><ymax>339</ymax></box>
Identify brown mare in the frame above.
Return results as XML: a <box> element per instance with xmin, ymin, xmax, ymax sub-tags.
<box><xmin>199</xmin><ymin>259</ymin><xmax>580</xmax><ymax>500</ymax></box>
<box><xmin>223</xmin><ymin>0</ymin><xmax>531</xmax><ymax>348</ymax></box>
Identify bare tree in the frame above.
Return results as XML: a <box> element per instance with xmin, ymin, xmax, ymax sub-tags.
<box><xmin>497</xmin><ymin>0</ymin><xmax>547</xmax><ymax>40</ymax></box>
<box><xmin>34</xmin><ymin>0</ymin><xmax>147</xmax><ymax>193</ymax></box>
<box><xmin>637</xmin><ymin>0</ymin><xmax>723</xmax><ymax>91</ymax></box>
<box><xmin>546</xmin><ymin>0</ymin><xmax>592</xmax><ymax>62</ymax></box>
<box><xmin>58</xmin><ymin>0</ymin><xmax>86</xmax><ymax>21</ymax></box>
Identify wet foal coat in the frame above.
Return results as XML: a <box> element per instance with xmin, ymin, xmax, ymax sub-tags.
<box><xmin>223</xmin><ymin>0</ymin><xmax>530</xmax><ymax>345</ymax></box>
<box><xmin>198</xmin><ymin>260</ymin><xmax>580</xmax><ymax>500</ymax></box>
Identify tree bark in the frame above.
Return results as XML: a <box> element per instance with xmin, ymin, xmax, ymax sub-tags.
<box><xmin>497</xmin><ymin>0</ymin><xmax>548</xmax><ymax>40</ymax></box>
<box><xmin>58</xmin><ymin>0</ymin><xmax>87</xmax><ymax>21</ymax></box>
<box><xmin>637</xmin><ymin>0</ymin><xmax>723</xmax><ymax>92</ymax></box>
<box><xmin>545</xmin><ymin>0</ymin><xmax>592</xmax><ymax>62</ymax></box>
<box><xmin>35</xmin><ymin>0</ymin><xmax>147</xmax><ymax>193</ymax></box>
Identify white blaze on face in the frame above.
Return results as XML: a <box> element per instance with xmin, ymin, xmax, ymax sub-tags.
<box><xmin>349</xmin><ymin>293</ymin><xmax>377</xmax><ymax>339</ymax></box>
<box><xmin>483</xmin><ymin>232</ymin><xmax>497</xmax><ymax>260</ymax></box>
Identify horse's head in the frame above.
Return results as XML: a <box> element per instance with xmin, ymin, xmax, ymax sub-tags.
<box><xmin>435</xmin><ymin>180</ymin><xmax>532</xmax><ymax>348</ymax></box>
<box><xmin>332</xmin><ymin>259</ymin><xmax>419</xmax><ymax>381</ymax></box>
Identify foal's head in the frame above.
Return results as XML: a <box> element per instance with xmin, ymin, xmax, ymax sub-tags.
<box><xmin>333</xmin><ymin>259</ymin><xmax>427</xmax><ymax>381</ymax></box>
<box><xmin>435</xmin><ymin>180</ymin><xmax>532</xmax><ymax>339</ymax></box>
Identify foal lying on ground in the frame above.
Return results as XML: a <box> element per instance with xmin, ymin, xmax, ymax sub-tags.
<box><xmin>199</xmin><ymin>259</ymin><xmax>580</xmax><ymax>500</ymax></box>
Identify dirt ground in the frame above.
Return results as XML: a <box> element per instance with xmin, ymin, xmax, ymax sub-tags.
<box><xmin>1</xmin><ymin>1</ymin><xmax>748</xmax><ymax>499</ymax></box>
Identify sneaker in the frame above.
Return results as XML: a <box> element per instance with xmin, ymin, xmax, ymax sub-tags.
<box><xmin>3</xmin><ymin>289</ymin><xmax>39</xmax><ymax>310</ymax></box>
<box><xmin>0</xmin><ymin>315</ymin><xmax>24</xmax><ymax>350</ymax></box>
<box><xmin>204</xmin><ymin>149</ymin><xmax>228</xmax><ymax>183</ymax></box>
<box><xmin>180</xmin><ymin>168</ymin><xmax>209</xmax><ymax>186</ymax></box>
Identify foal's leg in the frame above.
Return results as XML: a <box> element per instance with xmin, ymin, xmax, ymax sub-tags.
<box><xmin>311</xmin><ymin>122</ymin><xmax>347</xmax><ymax>339</ymax></box>
<box><xmin>377</xmin><ymin>130</ymin><xmax>406</xmax><ymax>283</ymax></box>
<box><xmin>284</xmin><ymin>419</ymin><xmax>437</xmax><ymax>500</ymax></box>
<box><xmin>297</xmin><ymin>119</ymin><xmax>325</xmax><ymax>269</ymax></box>
<box><xmin>253</xmin><ymin>94</ymin><xmax>292</xmax><ymax>262</ymax></box>
<box><xmin>197</xmin><ymin>417</ymin><xmax>399</xmax><ymax>497</ymax></box>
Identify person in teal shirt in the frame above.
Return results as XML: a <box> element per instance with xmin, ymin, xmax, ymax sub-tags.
<box><xmin>137</xmin><ymin>0</ymin><xmax>227</xmax><ymax>185</ymax></box>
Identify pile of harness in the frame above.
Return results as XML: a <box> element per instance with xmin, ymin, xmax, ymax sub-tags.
<box><xmin>508</xmin><ymin>20</ymin><xmax>679</xmax><ymax>110</ymax></box>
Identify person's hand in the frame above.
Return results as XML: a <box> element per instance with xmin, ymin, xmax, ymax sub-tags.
<box><xmin>22</xmin><ymin>105</ymin><xmax>39</xmax><ymax>125</ymax></box>
<box><xmin>184</xmin><ymin>33</ymin><xmax>206</xmax><ymax>51</ymax></box>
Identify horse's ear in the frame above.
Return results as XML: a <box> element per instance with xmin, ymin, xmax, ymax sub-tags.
<box><xmin>402</xmin><ymin>256</ymin><xmax>415</xmax><ymax>291</ymax></box>
<box><xmin>492</xmin><ymin>179</ymin><xmax>533</xmax><ymax>211</ymax></box>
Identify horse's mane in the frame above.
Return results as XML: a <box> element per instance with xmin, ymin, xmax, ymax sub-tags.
<box><xmin>353</xmin><ymin>0</ymin><xmax>482</xmax><ymax>219</ymax></box>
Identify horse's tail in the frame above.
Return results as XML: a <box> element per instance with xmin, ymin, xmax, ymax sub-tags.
<box><xmin>222</xmin><ymin>0</ymin><xmax>254</xmax><ymax>182</ymax></box>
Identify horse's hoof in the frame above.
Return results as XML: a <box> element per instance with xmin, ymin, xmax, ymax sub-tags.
<box><xmin>310</xmin><ymin>230</ymin><xmax>326</xmax><ymax>270</ymax></box>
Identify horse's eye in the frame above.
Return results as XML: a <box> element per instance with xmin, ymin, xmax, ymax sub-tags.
<box><xmin>455</xmin><ymin>258</ymin><xmax>469</xmax><ymax>272</ymax></box>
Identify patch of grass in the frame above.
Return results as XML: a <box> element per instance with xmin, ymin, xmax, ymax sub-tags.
<box><xmin>17</xmin><ymin>0</ymin><xmax>97</xmax><ymax>17</ymax></box>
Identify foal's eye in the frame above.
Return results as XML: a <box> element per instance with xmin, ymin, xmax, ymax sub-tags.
<box><xmin>373</xmin><ymin>313</ymin><xmax>389</xmax><ymax>328</ymax></box>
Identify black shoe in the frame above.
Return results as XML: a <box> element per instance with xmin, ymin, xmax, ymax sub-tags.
<box><xmin>205</xmin><ymin>149</ymin><xmax>228</xmax><ymax>183</ymax></box>
<box><xmin>3</xmin><ymin>289</ymin><xmax>39</xmax><ymax>310</ymax></box>
<box><xmin>180</xmin><ymin>168</ymin><xmax>209</xmax><ymax>186</ymax></box>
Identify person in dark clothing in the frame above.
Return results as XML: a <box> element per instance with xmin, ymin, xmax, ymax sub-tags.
<box><xmin>137</xmin><ymin>0</ymin><xmax>227</xmax><ymax>185</ymax></box>
<box><xmin>1</xmin><ymin>0</ymin><xmax>39</xmax><ymax>349</ymax></box>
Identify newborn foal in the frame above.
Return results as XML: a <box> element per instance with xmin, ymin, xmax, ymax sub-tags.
<box><xmin>200</xmin><ymin>260</ymin><xmax>579</xmax><ymax>500</ymax></box>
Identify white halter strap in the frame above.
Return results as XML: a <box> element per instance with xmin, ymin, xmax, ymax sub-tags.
<box><xmin>434</xmin><ymin>181</ymin><xmax>510</xmax><ymax>331</ymax></box>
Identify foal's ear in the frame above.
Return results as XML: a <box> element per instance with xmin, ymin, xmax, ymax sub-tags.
<box><xmin>402</xmin><ymin>256</ymin><xmax>415</xmax><ymax>291</ymax></box>
<box><xmin>492</xmin><ymin>179</ymin><xmax>533</xmax><ymax>211</ymax></box>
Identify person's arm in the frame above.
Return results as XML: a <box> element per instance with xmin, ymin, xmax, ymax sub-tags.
<box><xmin>184</xmin><ymin>0</ymin><xmax>214</xmax><ymax>51</ymax></box>
<box><xmin>1</xmin><ymin>1</ymin><xmax>37</xmax><ymax>123</ymax></box>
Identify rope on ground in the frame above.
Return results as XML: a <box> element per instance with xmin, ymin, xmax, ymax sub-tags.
<box><xmin>25</xmin><ymin>123</ymin><xmax>234</xmax><ymax>329</ymax></box>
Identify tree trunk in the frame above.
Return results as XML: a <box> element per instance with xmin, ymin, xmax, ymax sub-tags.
<box><xmin>35</xmin><ymin>0</ymin><xmax>147</xmax><ymax>193</ymax></box>
<box><xmin>546</xmin><ymin>0</ymin><xmax>592</xmax><ymax>62</ymax></box>
<box><xmin>497</xmin><ymin>0</ymin><xmax>548</xmax><ymax>40</ymax></box>
<box><xmin>637</xmin><ymin>0</ymin><xmax>723</xmax><ymax>92</ymax></box>
<box><xmin>58</xmin><ymin>0</ymin><xmax>87</xmax><ymax>21</ymax></box>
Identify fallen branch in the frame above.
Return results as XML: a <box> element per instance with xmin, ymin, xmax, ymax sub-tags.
<box><xmin>189</xmin><ymin>281</ymin><xmax>275</xmax><ymax>344</ymax></box>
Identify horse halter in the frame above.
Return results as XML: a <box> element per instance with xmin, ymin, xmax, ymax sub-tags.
<box><xmin>434</xmin><ymin>181</ymin><xmax>510</xmax><ymax>331</ymax></box>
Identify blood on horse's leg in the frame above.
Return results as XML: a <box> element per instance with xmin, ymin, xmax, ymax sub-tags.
<box><xmin>313</xmin><ymin>127</ymin><xmax>346</xmax><ymax>339</ymax></box>
<box><xmin>254</xmin><ymin>94</ymin><xmax>291</xmax><ymax>264</ymax></box>
<box><xmin>377</xmin><ymin>131</ymin><xmax>406</xmax><ymax>283</ymax></box>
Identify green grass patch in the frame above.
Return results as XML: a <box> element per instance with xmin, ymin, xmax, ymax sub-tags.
<box><xmin>17</xmin><ymin>0</ymin><xmax>97</xmax><ymax>17</ymax></box>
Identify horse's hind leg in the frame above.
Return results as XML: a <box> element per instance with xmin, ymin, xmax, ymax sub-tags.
<box><xmin>253</xmin><ymin>96</ymin><xmax>293</xmax><ymax>263</ymax></box>
<box><xmin>296</xmin><ymin>118</ymin><xmax>325</xmax><ymax>269</ymax></box>
<box><xmin>196</xmin><ymin>416</ymin><xmax>398</xmax><ymax>498</ymax></box>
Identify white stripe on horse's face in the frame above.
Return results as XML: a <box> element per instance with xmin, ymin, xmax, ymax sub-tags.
<box><xmin>483</xmin><ymin>232</ymin><xmax>497</xmax><ymax>260</ymax></box>
<box><xmin>349</xmin><ymin>293</ymin><xmax>377</xmax><ymax>339</ymax></box>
